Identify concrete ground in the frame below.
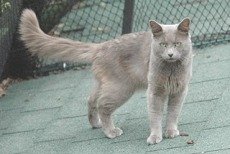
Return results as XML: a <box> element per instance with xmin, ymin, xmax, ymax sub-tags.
<box><xmin>1</xmin><ymin>43</ymin><xmax>230</xmax><ymax>154</ymax></box>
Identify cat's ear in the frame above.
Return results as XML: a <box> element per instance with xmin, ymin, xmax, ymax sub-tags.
<box><xmin>149</xmin><ymin>20</ymin><xmax>163</xmax><ymax>37</ymax></box>
<box><xmin>177</xmin><ymin>18</ymin><xmax>190</xmax><ymax>34</ymax></box>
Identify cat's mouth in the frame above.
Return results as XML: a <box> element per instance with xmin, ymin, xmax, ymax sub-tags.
<box><xmin>165</xmin><ymin>58</ymin><xmax>178</xmax><ymax>62</ymax></box>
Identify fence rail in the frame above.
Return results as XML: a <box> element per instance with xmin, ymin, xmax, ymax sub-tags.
<box><xmin>0</xmin><ymin>0</ymin><xmax>229</xmax><ymax>79</ymax></box>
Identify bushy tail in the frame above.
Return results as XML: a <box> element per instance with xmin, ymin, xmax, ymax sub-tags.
<box><xmin>19</xmin><ymin>9</ymin><xmax>99</xmax><ymax>63</ymax></box>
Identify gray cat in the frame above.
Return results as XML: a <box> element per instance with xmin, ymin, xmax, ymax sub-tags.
<box><xmin>19</xmin><ymin>9</ymin><xmax>193</xmax><ymax>144</ymax></box>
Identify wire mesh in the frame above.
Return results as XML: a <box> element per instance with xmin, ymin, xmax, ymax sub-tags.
<box><xmin>133</xmin><ymin>0</ymin><xmax>230</xmax><ymax>48</ymax></box>
<box><xmin>48</xmin><ymin>0</ymin><xmax>124</xmax><ymax>43</ymax></box>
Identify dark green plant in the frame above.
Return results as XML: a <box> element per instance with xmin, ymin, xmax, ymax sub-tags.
<box><xmin>0</xmin><ymin>0</ymin><xmax>11</xmax><ymax>16</ymax></box>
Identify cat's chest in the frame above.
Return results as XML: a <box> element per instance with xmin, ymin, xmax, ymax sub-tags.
<box><xmin>154</xmin><ymin>73</ymin><xmax>185</xmax><ymax>95</ymax></box>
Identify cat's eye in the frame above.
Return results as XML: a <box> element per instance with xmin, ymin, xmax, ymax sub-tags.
<box><xmin>159</xmin><ymin>42</ymin><xmax>168</xmax><ymax>47</ymax></box>
<box><xmin>173</xmin><ymin>42</ymin><xmax>182</xmax><ymax>47</ymax></box>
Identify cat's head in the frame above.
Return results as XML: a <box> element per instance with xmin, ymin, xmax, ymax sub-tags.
<box><xmin>149</xmin><ymin>18</ymin><xmax>192</xmax><ymax>63</ymax></box>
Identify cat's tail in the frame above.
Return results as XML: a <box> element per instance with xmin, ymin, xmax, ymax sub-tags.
<box><xmin>19</xmin><ymin>9</ymin><xmax>100</xmax><ymax>63</ymax></box>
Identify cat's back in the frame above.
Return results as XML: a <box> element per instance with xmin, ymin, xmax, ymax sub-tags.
<box><xmin>101</xmin><ymin>31</ymin><xmax>151</xmax><ymax>54</ymax></box>
<box><xmin>92</xmin><ymin>31</ymin><xmax>152</xmax><ymax>86</ymax></box>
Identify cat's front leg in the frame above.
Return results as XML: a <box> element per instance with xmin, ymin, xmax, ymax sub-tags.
<box><xmin>147</xmin><ymin>87</ymin><xmax>167</xmax><ymax>144</ymax></box>
<box><xmin>165</xmin><ymin>87</ymin><xmax>188</xmax><ymax>138</ymax></box>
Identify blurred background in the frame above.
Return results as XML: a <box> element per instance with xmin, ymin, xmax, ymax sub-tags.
<box><xmin>0</xmin><ymin>0</ymin><xmax>229</xmax><ymax>80</ymax></box>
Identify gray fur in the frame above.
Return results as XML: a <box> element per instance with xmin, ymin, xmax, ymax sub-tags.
<box><xmin>20</xmin><ymin>9</ymin><xmax>193</xmax><ymax>144</ymax></box>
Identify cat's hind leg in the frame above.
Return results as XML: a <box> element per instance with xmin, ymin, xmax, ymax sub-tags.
<box><xmin>97</xmin><ymin>81</ymin><xmax>134</xmax><ymax>139</ymax></box>
<box><xmin>88</xmin><ymin>80</ymin><xmax>101</xmax><ymax>128</ymax></box>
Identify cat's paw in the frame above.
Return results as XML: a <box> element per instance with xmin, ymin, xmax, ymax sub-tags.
<box><xmin>165</xmin><ymin>129</ymin><xmax>180</xmax><ymax>138</ymax></box>
<box><xmin>89</xmin><ymin>115</ymin><xmax>102</xmax><ymax>129</ymax></box>
<box><xmin>147</xmin><ymin>134</ymin><xmax>163</xmax><ymax>145</ymax></box>
<box><xmin>91</xmin><ymin>119</ymin><xmax>102</xmax><ymax>129</ymax></box>
<box><xmin>104</xmin><ymin>127</ymin><xmax>123</xmax><ymax>139</ymax></box>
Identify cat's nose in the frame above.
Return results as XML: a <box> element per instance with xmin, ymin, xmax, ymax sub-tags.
<box><xmin>168</xmin><ymin>53</ymin><xmax>173</xmax><ymax>57</ymax></box>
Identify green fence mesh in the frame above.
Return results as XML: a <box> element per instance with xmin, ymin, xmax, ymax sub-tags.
<box><xmin>43</xmin><ymin>0</ymin><xmax>125</xmax><ymax>43</ymax></box>
<box><xmin>45</xmin><ymin>0</ymin><xmax>230</xmax><ymax>48</ymax></box>
<box><xmin>133</xmin><ymin>0</ymin><xmax>230</xmax><ymax>48</ymax></box>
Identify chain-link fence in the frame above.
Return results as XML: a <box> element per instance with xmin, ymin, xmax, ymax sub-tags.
<box><xmin>44</xmin><ymin>0</ymin><xmax>125</xmax><ymax>42</ymax></box>
<box><xmin>46</xmin><ymin>0</ymin><xmax>230</xmax><ymax>47</ymax></box>
<box><xmin>0</xmin><ymin>0</ymin><xmax>230</xmax><ymax>79</ymax></box>
<box><xmin>133</xmin><ymin>0</ymin><xmax>230</xmax><ymax>48</ymax></box>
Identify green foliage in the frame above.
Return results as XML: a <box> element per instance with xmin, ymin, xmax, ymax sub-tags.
<box><xmin>0</xmin><ymin>0</ymin><xmax>11</xmax><ymax>16</ymax></box>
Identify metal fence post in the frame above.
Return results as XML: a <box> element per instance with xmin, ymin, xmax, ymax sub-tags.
<box><xmin>122</xmin><ymin>0</ymin><xmax>135</xmax><ymax>34</ymax></box>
